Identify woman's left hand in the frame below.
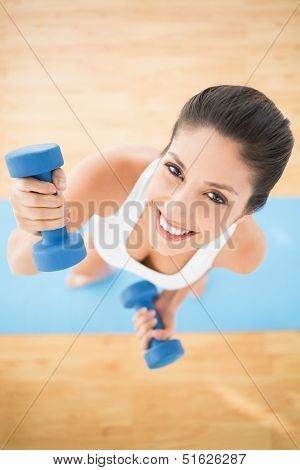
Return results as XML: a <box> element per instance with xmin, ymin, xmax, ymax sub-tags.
<box><xmin>131</xmin><ymin>289</ymin><xmax>181</xmax><ymax>351</ymax></box>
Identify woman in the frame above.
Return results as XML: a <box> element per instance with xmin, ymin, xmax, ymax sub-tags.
<box><xmin>7</xmin><ymin>85</ymin><xmax>294</xmax><ymax>352</ymax></box>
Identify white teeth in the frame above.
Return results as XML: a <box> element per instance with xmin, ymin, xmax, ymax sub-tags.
<box><xmin>159</xmin><ymin>212</ymin><xmax>191</xmax><ymax>236</ymax></box>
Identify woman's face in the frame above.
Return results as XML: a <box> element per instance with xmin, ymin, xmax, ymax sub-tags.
<box><xmin>146</xmin><ymin>125</ymin><xmax>254</xmax><ymax>256</ymax></box>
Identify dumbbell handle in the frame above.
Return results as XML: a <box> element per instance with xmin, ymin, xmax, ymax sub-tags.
<box><xmin>133</xmin><ymin>298</ymin><xmax>166</xmax><ymax>349</ymax></box>
<box><xmin>34</xmin><ymin>169</ymin><xmax>68</xmax><ymax>245</ymax></box>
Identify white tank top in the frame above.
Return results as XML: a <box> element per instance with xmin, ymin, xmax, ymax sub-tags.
<box><xmin>91</xmin><ymin>157</ymin><xmax>237</xmax><ymax>290</ymax></box>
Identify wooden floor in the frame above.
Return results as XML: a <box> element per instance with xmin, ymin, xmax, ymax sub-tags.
<box><xmin>0</xmin><ymin>0</ymin><xmax>299</xmax><ymax>450</ymax></box>
<box><xmin>0</xmin><ymin>332</ymin><xmax>299</xmax><ymax>450</ymax></box>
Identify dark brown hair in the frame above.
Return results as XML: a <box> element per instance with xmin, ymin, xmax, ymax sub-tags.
<box><xmin>160</xmin><ymin>85</ymin><xmax>295</xmax><ymax>214</ymax></box>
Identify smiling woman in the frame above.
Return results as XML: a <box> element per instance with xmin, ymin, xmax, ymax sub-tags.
<box><xmin>6</xmin><ymin>85</ymin><xmax>295</xmax><ymax>351</ymax></box>
<box><xmin>7</xmin><ymin>85</ymin><xmax>294</xmax><ymax>285</ymax></box>
<box><xmin>143</xmin><ymin>85</ymin><xmax>294</xmax><ymax>265</ymax></box>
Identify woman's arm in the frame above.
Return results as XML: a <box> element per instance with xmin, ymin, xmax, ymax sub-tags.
<box><xmin>212</xmin><ymin>218</ymin><xmax>267</xmax><ymax>274</ymax></box>
<box><xmin>6</xmin><ymin>148</ymin><xmax>133</xmax><ymax>275</ymax></box>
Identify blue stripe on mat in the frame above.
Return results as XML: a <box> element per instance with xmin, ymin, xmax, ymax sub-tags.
<box><xmin>0</xmin><ymin>197</ymin><xmax>299</xmax><ymax>334</ymax></box>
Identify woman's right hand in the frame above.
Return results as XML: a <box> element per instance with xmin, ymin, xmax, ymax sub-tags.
<box><xmin>131</xmin><ymin>289</ymin><xmax>179</xmax><ymax>353</ymax></box>
<box><xmin>8</xmin><ymin>168</ymin><xmax>70</xmax><ymax>235</ymax></box>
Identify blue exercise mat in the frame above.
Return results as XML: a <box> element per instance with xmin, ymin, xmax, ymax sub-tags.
<box><xmin>0</xmin><ymin>197</ymin><xmax>299</xmax><ymax>334</ymax></box>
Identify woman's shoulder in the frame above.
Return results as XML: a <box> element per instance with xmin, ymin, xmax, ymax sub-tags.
<box><xmin>212</xmin><ymin>214</ymin><xmax>267</xmax><ymax>274</ymax></box>
<box><xmin>114</xmin><ymin>143</ymin><xmax>161</xmax><ymax>185</ymax></box>
<box><xmin>67</xmin><ymin>144</ymin><xmax>160</xmax><ymax>218</ymax></box>
<box><xmin>93</xmin><ymin>144</ymin><xmax>160</xmax><ymax>207</ymax></box>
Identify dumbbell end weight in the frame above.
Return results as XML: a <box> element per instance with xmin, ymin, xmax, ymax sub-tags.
<box><xmin>33</xmin><ymin>229</ymin><xmax>86</xmax><ymax>271</ymax></box>
<box><xmin>145</xmin><ymin>338</ymin><xmax>185</xmax><ymax>369</ymax></box>
<box><xmin>5</xmin><ymin>143</ymin><xmax>64</xmax><ymax>177</ymax></box>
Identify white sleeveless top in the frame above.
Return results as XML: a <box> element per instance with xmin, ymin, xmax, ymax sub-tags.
<box><xmin>91</xmin><ymin>157</ymin><xmax>237</xmax><ymax>290</ymax></box>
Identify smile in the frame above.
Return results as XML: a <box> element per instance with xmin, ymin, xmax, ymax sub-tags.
<box><xmin>155</xmin><ymin>206</ymin><xmax>196</xmax><ymax>241</ymax></box>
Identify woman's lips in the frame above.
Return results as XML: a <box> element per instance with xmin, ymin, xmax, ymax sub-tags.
<box><xmin>155</xmin><ymin>207</ymin><xmax>196</xmax><ymax>241</ymax></box>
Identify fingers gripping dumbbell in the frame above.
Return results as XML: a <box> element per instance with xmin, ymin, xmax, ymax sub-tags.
<box><xmin>121</xmin><ymin>280</ymin><xmax>185</xmax><ymax>369</ymax></box>
<box><xmin>5</xmin><ymin>143</ymin><xmax>87</xmax><ymax>271</ymax></box>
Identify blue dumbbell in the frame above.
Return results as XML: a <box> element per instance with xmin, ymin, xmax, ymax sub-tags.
<box><xmin>121</xmin><ymin>280</ymin><xmax>185</xmax><ymax>369</ymax></box>
<box><xmin>5</xmin><ymin>143</ymin><xmax>87</xmax><ymax>271</ymax></box>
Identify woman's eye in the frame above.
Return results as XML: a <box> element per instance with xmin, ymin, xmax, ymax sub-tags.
<box><xmin>164</xmin><ymin>162</ymin><xmax>227</xmax><ymax>205</ymax></box>
<box><xmin>207</xmin><ymin>192</ymin><xmax>226</xmax><ymax>205</ymax></box>
<box><xmin>165</xmin><ymin>163</ymin><xmax>183</xmax><ymax>179</ymax></box>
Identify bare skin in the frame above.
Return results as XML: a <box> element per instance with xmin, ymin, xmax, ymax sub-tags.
<box><xmin>7</xmin><ymin>131</ymin><xmax>266</xmax><ymax>352</ymax></box>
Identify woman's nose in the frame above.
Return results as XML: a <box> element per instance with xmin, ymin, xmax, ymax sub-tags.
<box><xmin>164</xmin><ymin>196</ymin><xmax>194</xmax><ymax>224</ymax></box>
<box><xmin>170</xmin><ymin>183</ymin><xmax>194</xmax><ymax>204</ymax></box>
<box><xmin>167</xmin><ymin>185</ymin><xmax>195</xmax><ymax>212</ymax></box>
<box><xmin>164</xmin><ymin>187</ymin><xmax>207</xmax><ymax>228</ymax></box>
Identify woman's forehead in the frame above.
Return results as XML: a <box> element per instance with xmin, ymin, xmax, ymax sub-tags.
<box><xmin>173</xmin><ymin>126</ymin><xmax>241</xmax><ymax>161</ymax></box>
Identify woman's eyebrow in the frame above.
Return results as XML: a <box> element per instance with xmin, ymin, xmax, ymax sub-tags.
<box><xmin>204</xmin><ymin>180</ymin><xmax>239</xmax><ymax>196</ymax></box>
<box><xmin>167</xmin><ymin>151</ymin><xmax>239</xmax><ymax>196</ymax></box>
<box><xmin>167</xmin><ymin>151</ymin><xmax>187</xmax><ymax>170</ymax></box>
